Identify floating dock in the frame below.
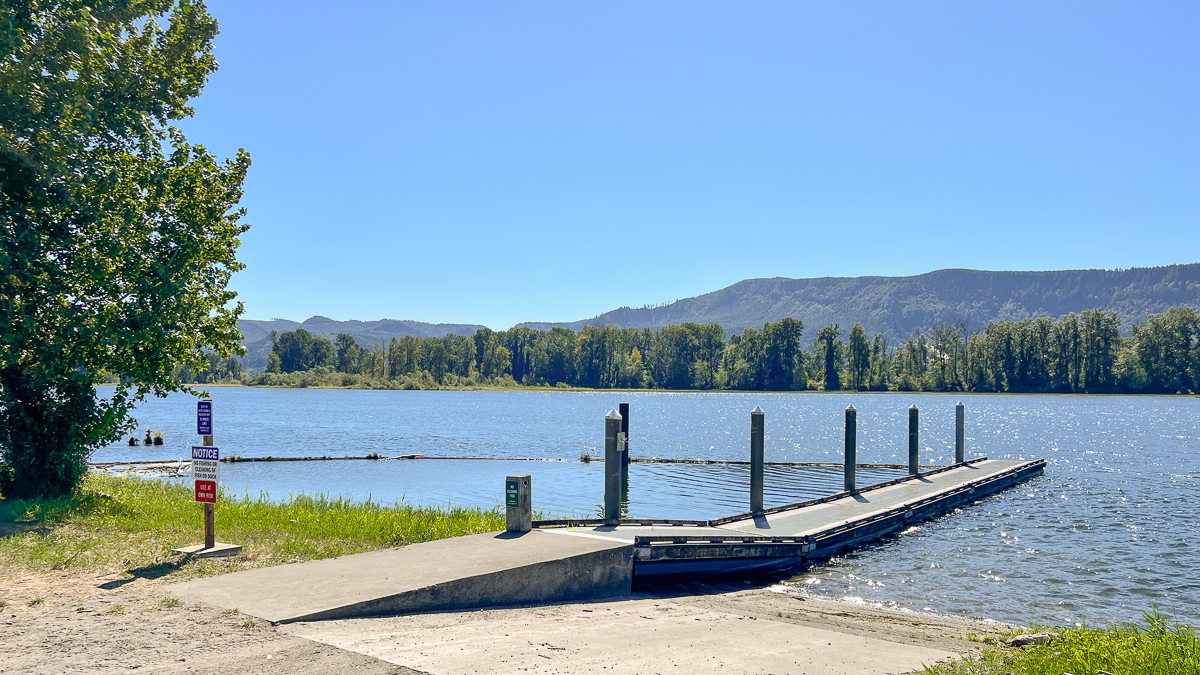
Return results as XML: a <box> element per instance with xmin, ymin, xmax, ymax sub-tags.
<box><xmin>170</xmin><ymin>457</ymin><xmax>1044</xmax><ymax>623</ymax></box>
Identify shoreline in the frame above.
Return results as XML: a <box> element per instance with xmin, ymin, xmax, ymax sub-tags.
<box><xmin>103</xmin><ymin>381</ymin><xmax>1197</xmax><ymax>397</ymax></box>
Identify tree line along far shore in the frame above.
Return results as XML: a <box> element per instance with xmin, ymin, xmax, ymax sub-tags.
<box><xmin>182</xmin><ymin>307</ymin><xmax>1200</xmax><ymax>395</ymax></box>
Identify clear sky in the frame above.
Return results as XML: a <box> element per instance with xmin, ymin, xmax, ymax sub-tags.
<box><xmin>179</xmin><ymin>1</ymin><xmax>1200</xmax><ymax>330</ymax></box>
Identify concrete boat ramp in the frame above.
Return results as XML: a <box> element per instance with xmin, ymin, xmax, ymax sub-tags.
<box><xmin>170</xmin><ymin>458</ymin><xmax>1044</xmax><ymax>625</ymax></box>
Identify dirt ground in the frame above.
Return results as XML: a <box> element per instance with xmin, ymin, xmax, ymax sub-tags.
<box><xmin>0</xmin><ymin>570</ymin><xmax>422</xmax><ymax>674</ymax></box>
<box><xmin>0</xmin><ymin>571</ymin><xmax>1010</xmax><ymax>674</ymax></box>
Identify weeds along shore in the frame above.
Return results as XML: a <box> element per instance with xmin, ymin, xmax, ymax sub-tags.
<box><xmin>922</xmin><ymin>607</ymin><xmax>1200</xmax><ymax>675</ymax></box>
<box><xmin>0</xmin><ymin>474</ymin><xmax>505</xmax><ymax>581</ymax></box>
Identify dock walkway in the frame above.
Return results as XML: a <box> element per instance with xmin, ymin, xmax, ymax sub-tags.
<box><xmin>170</xmin><ymin>458</ymin><xmax>1044</xmax><ymax>623</ymax></box>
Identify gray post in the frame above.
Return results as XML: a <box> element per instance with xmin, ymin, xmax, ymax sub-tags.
<box><xmin>908</xmin><ymin>405</ymin><xmax>919</xmax><ymax>475</ymax></box>
<box><xmin>955</xmin><ymin>401</ymin><xmax>965</xmax><ymax>463</ymax></box>
<box><xmin>844</xmin><ymin>404</ymin><xmax>857</xmax><ymax>492</ymax></box>
<box><xmin>604</xmin><ymin>409</ymin><xmax>623</xmax><ymax>524</ymax></box>
<box><xmin>505</xmin><ymin>474</ymin><xmax>532</xmax><ymax>533</ymax></box>
<box><xmin>750</xmin><ymin>406</ymin><xmax>765</xmax><ymax>513</ymax></box>
<box><xmin>619</xmin><ymin>402</ymin><xmax>630</xmax><ymax>465</ymax></box>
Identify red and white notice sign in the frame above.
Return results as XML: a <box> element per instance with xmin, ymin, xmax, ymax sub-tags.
<box><xmin>195</xmin><ymin>480</ymin><xmax>217</xmax><ymax>503</ymax></box>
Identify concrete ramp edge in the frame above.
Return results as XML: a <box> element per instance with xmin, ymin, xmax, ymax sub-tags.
<box><xmin>273</xmin><ymin>544</ymin><xmax>633</xmax><ymax>624</ymax></box>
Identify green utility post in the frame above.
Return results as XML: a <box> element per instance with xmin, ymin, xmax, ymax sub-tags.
<box><xmin>505</xmin><ymin>475</ymin><xmax>531</xmax><ymax>533</ymax></box>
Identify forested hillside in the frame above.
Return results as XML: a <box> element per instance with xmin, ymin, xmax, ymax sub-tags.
<box><xmin>234</xmin><ymin>265</ymin><xmax>1200</xmax><ymax>374</ymax></box>
<box><xmin>193</xmin><ymin>307</ymin><xmax>1200</xmax><ymax>396</ymax></box>
<box><xmin>520</xmin><ymin>265</ymin><xmax>1200</xmax><ymax>340</ymax></box>
<box><xmin>238</xmin><ymin>317</ymin><xmax>485</xmax><ymax>371</ymax></box>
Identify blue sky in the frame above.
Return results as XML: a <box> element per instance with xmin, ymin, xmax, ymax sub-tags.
<box><xmin>179</xmin><ymin>1</ymin><xmax>1200</xmax><ymax>329</ymax></box>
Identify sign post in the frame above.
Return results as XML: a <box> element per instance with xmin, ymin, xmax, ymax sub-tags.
<box><xmin>172</xmin><ymin>400</ymin><xmax>241</xmax><ymax>558</ymax></box>
<box><xmin>192</xmin><ymin>445</ymin><xmax>220</xmax><ymax>547</ymax></box>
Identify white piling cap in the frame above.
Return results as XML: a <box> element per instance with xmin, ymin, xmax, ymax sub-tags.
<box><xmin>846</xmin><ymin>404</ymin><xmax>856</xmax><ymax>411</ymax></box>
<box><xmin>751</xmin><ymin>406</ymin><xmax>764</xmax><ymax>414</ymax></box>
<box><xmin>910</xmin><ymin>404</ymin><xmax>919</xmax><ymax>410</ymax></box>
<box><xmin>606</xmin><ymin>408</ymin><xmax>622</xmax><ymax>419</ymax></box>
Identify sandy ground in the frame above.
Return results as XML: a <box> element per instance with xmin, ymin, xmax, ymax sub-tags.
<box><xmin>1</xmin><ymin>571</ymin><xmax>1010</xmax><ymax>674</ymax></box>
<box><xmin>283</xmin><ymin>594</ymin><xmax>960</xmax><ymax>674</ymax></box>
<box><xmin>0</xmin><ymin>571</ymin><xmax>421</xmax><ymax>674</ymax></box>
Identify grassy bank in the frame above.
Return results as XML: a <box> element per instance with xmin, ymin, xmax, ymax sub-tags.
<box><xmin>0</xmin><ymin>474</ymin><xmax>506</xmax><ymax>581</ymax></box>
<box><xmin>926</xmin><ymin>609</ymin><xmax>1200</xmax><ymax>675</ymax></box>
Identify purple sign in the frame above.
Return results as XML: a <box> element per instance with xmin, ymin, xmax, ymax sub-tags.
<box><xmin>197</xmin><ymin>400</ymin><xmax>212</xmax><ymax>436</ymax></box>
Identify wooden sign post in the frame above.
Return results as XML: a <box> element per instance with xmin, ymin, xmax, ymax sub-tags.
<box><xmin>172</xmin><ymin>400</ymin><xmax>241</xmax><ymax>558</ymax></box>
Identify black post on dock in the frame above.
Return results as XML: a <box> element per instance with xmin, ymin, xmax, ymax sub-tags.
<box><xmin>908</xmin><ymin>405</ymin><xmax>920</xmax><ymax>475</ymax></box>
<box><xmin>619</xmin><ymin>403</ymin><xmax>630</xmax><ymax>464</ymax></box>
<box><xmin>604</xmin><ymin>409</ymin><xmax>623</xmax><ymax>524</ymax></box>
<box><xmin>955</xmin><ymin>401</ymin><xmax>966</xmax><ymax>464</ymax></box>
<box><xmin>844</xmin><ymin>404</ymin><xmax>857</xmax><ymax>492</ymax></box>
<box><xmin>619</xmin><ymin>402</ymin><xmax>631</xmax><ymax>498</ymax></box>
<box><xmin>750</xmin><ymin>406</ymin><xmax>765</xmax><ymax>513</ymax></box>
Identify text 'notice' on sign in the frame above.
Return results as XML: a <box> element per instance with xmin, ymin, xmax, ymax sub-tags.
<box><xmin>191</xmin><ymin>446</ymin><xmax>220</xmax><ymax>488</ymax></box>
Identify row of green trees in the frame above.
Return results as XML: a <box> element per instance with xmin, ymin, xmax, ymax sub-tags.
<box><xmin>252</xmin><ymin>307</ymin><xmax>1199</xmax><ymax>394</ymax></box>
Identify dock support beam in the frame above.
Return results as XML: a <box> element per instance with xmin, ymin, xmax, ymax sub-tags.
<box><xmin>955</xmin><ymin>402</ymin><xmax>966</xmax><ymax>464</ymax></box>
<box><xmin>844</xmin><ymin>405</ymin><xmax>857</xmax><ymax>492</ymax></box>
<box><xmin>750</xmin><ymin>407</ymin><xmax>765</xmax><ymax>513</ymax></box>
<box><xmin>908</xmin><ymin>405</ymin><xmax>919</xmax><ymax>475</ymax></box>
<box><xmin>604</xmin><ymin>409</ymin><xmax>623</xmax><ymax>524</ymax></box>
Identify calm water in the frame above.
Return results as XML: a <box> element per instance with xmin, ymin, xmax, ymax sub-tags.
<box><xmin>94</xmin><ymin>387</ymin><xmax>1200</xmax><ymax>626</ymax></box>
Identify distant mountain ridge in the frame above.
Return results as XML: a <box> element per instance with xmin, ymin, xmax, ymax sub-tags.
<box><xmin>238</xmin><ymin>316</ymin><xmax>484</xmax><ymax>345</ymax></box>
<box><xmin>519</xmin><ymin>264</ymin><xmax>1200</xmax><ymax>340</ymax></box>
<box><xmin>236</xmin><ymin>265</ymin><xmax>1200</xmax><ymax>368</ymax></box>
<box><xmin>236</xmin><ymin>317</ymin><xmax>485</xmax><ymax>372</ymax></box>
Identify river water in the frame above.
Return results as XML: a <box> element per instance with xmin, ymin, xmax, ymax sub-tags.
<box><xmin>94</xmin><ymin>387</ymin><xmax>1200</xmax><ymax>626</ymax></box>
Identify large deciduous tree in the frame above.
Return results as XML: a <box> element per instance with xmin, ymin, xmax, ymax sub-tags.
<box><xmin>1</xmin><ymin>1</ymin><xmax>250</xmax><ymax>497</ymax></box>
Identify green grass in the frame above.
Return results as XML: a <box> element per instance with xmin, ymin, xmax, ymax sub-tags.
<box><xmin>0</xmin><ymin>474</ymin><xmax>506</xmax><ymax>581</ymax></box>
<box><xmin>925</xmin><ymin>608</ymin><xmax>1200</xmax><ymax>675</ymax></box>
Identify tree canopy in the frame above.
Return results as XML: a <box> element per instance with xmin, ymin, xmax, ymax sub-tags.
<box><xmin>0</xmin><ymin>0</ymin><xmax>250</xmax><ymax>497</ymax></box>
<box><xmin>245</xmin><ymin>306</ymin><xmax>1199</xmax><ymax>397</ymax></box>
